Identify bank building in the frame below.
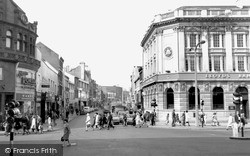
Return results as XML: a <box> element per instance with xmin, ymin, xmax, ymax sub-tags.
<box><xmin>141</xmin><ymin>6</ymin><xmax>250</xmax><ymax>121</ymax></box>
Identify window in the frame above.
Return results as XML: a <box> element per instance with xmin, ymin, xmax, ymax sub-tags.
<box><xmin>190</xmin><ymin>56</ymin><xmax>195</xmax><ymax>71</ymax></box>
<box><xmin>23</xmin><ymin>35</ymin><xmax>27</xmax><ymax>52</ymax></box>
<box><xmin>184</xmin><ymin>10</ymin><xmax>201</xmax><ymax>16</ymax></box>
<box><xmin>237</xmin><ymin>34</ymin><xmax>243</xmax><ymax>47</ymax></box>
<box><xmin>166</xmin><ymin>88</ymin><xmax>174</xmax><ymax>109</ymax></box>
<box><xmin>213</xmin><ymin>34</ymin><xmax>220</xmax><ymax>47</ymax></box>
<box><xmin>0</xmin><ymin>68</ymin><xmax>2</xmax><ymax>80</ymax></box>
<box><xmin>214</xmin><ymin>56</ymin><xmax>220</xmax><ymax>71</ymax></box>
<box><xmin>17</xmin><ymin>33</ymin><xmax>22</xmax><ymax>51</ymax></box>
<box><xmin>213</xmin><ymin>87</ymin><xmax>224</xmax><ymax>110</ymax></box>
<box><xmin>238</xmin><ymin>56</ymin><xmax>245</xmax><ymax>71</ymax></box>
<box><xmin>6</xmin><ymin>30</ymin><xmax>12</xmax><ymax>48</ymax></box>
<box><xmin>190</xmin><ymin>34</ymin><xmax>196</xmax><ymax>47</ymax></box>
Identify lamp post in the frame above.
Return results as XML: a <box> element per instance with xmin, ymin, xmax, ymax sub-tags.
<box><xmin>194</xmin><ymin>40</ymin><xmax>205</xmax><ymax>127</ymax></box>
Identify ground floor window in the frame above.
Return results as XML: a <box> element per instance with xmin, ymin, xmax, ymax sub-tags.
<box><xmin>188</xmin><ymin>87</ymin><xmax>200</xmax><ymax>110</ymax></box>
<box><xmin>212</xmin><ymin>87</ymin><xmax>224</xmax><ymax>110</ymax></box>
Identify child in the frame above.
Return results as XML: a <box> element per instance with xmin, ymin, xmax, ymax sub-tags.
<box><xmin>61</xmin><ymin>119</ymin><xmax>71</xmax><ymax>147</ymax></box>
<box><xmin>38</xmin><ymin>122</ymin><xmax>44</xmax><ymax>134</ymax></box>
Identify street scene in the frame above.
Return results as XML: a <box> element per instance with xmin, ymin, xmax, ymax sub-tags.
<box><xmin>1</xmin><ymin>0</ymin><xmax>250</xmax><ymax>156</ymax></box>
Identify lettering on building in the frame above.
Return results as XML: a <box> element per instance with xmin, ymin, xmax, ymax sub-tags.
<box><xmin>238</xmin><ymin>74</ymin><xmax>250</xmax><ymax>78</ymax></box>
<box><xmin>205</xmin><ymin>74</ymin><xmax>230</xmax><ymax>79</ymax></box>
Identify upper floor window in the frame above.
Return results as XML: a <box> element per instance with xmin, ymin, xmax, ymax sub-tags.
<box><xmin>237</xmin><ymin>34</ymin><xmax>243</xmax><ymax>47</ymax></box>
<box><xmin>190</xmin><ymin>34</ymin><xmax>196</xmax><ymax>47</ymax></box>
<box><xmin>183</xmin><ymin>10</ymin><xmax>201</xmax><ymax>16</ymax></box>
<box><xmin>238</xmin><ymin>56</ymin><xmax>245</xmax><ymax>71</ymax></box>
<box><xmin>213</xmin><ymin>34</ymin><xmax>220</xmax><ymax>47</ymax></box>
<box><xmin>207</xmin><ymin>10</ymin><xmax>225</xmax><ymax>16</ymax></box>
<box><xmin>23</xmin><ymin>35</ymin><xmax>27</xmax><ymax>52</ymax></box>
<box><xmin>0</xmin><ymin>68</ymin><xmax>2</xmax><ymax>80</ymax></box>
<box><xmin>214</xmin><ymin>56</ymin><xmax>221</xmax><ymax>71</ymax></box>
<box><xmin>17</xmin><ymin>33</ymin><xmax>22</xmax><ymax>51</ymax></box>
<box><xmin>6</xmin><ymin>30</ymin><xmax>12</xmax><ymax>48</ymax></box>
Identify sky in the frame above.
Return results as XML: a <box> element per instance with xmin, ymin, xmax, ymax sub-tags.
<box><xmin>14</xmin><ymin>0</ymin><xmax>249</xmax><ymax>90</ymax></box>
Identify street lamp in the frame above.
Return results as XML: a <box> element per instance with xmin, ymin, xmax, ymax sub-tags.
<box><xmin>194</xmin><ymin>40</ymin><xmax>205</xmax><ymax>127</ymax></box>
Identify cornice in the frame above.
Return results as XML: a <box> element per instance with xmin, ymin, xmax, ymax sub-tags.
<box><xmin>141</xmin><ymin>17</ymin><xmax>250</xmax><ymax>47</ymax></box>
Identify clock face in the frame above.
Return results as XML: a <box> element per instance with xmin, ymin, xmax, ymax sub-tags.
<box><xmin>20</xmin><ymin>14</ymin><xmax>28</xmax><ymax>25</ymax></box>
<box><xmin>164</xmin><ymin>47</ymin><xmax>173</xmax><ymax>58</ymax></box>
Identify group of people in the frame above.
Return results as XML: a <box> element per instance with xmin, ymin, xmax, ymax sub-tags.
<box><xmin>3</xmin><ymin>110</ymin><xmax>59</xmax><ymax>136</ymax></box>
<box><xmin>226</xmin><ymin>111</ymin><xmax>247</xmax><ymax>131</ymax></box>
<box><xmin>85</xmin><ymin>112</ymin><xmax>115</xmax><ymax>131</ymax></box>
<box><xmin>166</xmin><ymin>110</ymin><xmax>191</xmax><ymax>127</ymax></box>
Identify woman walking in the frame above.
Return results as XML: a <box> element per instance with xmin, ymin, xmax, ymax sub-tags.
<box><xmin>62</xmin><ymin>119</ymin><xmax>71</xmax><ymax>147</ymax></box>
<box><xmin>85</xmin><ymin>113</ymin><xmax>91</xmax><ymax>131</ymax></box>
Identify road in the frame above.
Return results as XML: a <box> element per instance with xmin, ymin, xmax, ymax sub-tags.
<box><xmin>0</xmin><ymin>111</ymin><xmax>249</xmax><ymax>156</ymax></box>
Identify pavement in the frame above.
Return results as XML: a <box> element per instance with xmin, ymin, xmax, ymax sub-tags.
<box><xmin>0</xmin><ymin>113</ymin><xmax>78</xmax><ymax>136</ymax></box>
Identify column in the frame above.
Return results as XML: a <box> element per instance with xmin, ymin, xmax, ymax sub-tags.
<box><xmin>220</xmin><ymin>56</ymin><xmax>224</xmax><ymax>72</ymax></box>
<box><xmin>243</xmin><ymin>34</ymin><xmax>246</xmax><ymax>48</ymax></box>
<box><xmin>211</xmin><ymin>56</ymin><xmax>215</xmax><ymax>72</ymax></box>
<box><xmin>157</xmin><ymin>30</ymin><xmax>163</xmax><ymax>74</ymax></box>
<box><xmin>187</xmin><ymin>34</ymin><xmax>190</xmax><ymax>48</ymax></box>
<box><xmin>178</xmin><ymin>28</ymin><xmax>185</xmax><ymax>72</ymax></box>
<box><xmin>210</xmin><ymin>34</ymin><xmax>214</xmax><ymax>48</ymax></box>
<box><xmin>187</xmin><ymin>56</ymin><xmax>191</xmax><ymax>72</ymax></box>
<box><xmin>225</xmin><ymin>27</ymin><xmax>233</xmax><ymax>71</ymax></box>
<box><xmin>219</xmin><ymin>34</ymin><xmax>222</xmax><ymax>48</ymax></box>
<box><xmin>202</xmin><ymin>28</ymin><xmax>209</xmax><ymax>72</ymax></box>
<box><xmin>235</xmin><ymin>56</ymin><xmax>239</xmax><ymax>72</ymax></box>
<box><xmin>244</xmin><ymin>56</ymin><xmax>247</xmax><ymax>72</ymax></box>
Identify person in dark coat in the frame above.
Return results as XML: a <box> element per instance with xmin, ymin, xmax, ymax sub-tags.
<box><xmin>107</xmin><ymin>112</ymin><xmax>114</xmax><ymax>130</ymax></box>
<box><xmin>172</xmin><ymin>109</ymin><xmax>176</xmax><ymax>127</ymax></box>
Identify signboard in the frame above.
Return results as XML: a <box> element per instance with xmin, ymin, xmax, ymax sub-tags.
<box><xmin>16</xmin><ymin>93</ymin><xmax>34</xmax><ymax>101</ymax></box>
<box><xmin>41</xmin><ymin>84</ymin><xmax>50</xmax><ymax>88</ymax></box>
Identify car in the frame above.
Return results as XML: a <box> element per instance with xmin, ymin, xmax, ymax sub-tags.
<box><xmin>84</xmin><ymin>107</ymin><xmax>90</xmax><ymax>113</ymax></box>
<box><xmin>112</xmin><ymin>113</ymin><xmax>120</xmax><ymax>125</ymax></box>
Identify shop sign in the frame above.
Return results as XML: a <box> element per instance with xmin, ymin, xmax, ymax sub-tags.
<box><xmin>205</xmin><ymin>74</ymin><xmax>230</xmax><ymax>79</ymax></box>
<box><xmin>16</xmin><ymin>93</ymin><xmax>34</xmax><ymax>101</ymax></box>
<box><xmin>21</xmin><ymin>77</ymin><xmax>36</xmax><ymax>86</ymax></box>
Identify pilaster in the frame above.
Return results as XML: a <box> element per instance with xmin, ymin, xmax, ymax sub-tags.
<box><xmin>225</xmin><ymin>26</ymin><xmax>233</xmax><ymax>72</ymax></box>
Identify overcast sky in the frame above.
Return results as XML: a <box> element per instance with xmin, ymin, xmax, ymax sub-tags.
<box><xmin>14</xmin><ymin>0</ymin><xmax>249</xmax><ymax>90</ymax></box>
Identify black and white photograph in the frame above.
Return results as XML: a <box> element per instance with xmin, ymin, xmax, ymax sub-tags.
<box><xmin>0</xmin><ymin>0</ymin><xmax>250</xmax><ymax>156</ymax></box>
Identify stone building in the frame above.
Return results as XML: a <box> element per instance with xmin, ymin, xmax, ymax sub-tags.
<box><xmin>0</xmin><ymin>0</ymin><xmax>40</xmax><ymax>120</ymax></box>
<box><xmin>141</xmin><ymin>6</ymin><xmax>250</xmax><ymax>121</ymax></box>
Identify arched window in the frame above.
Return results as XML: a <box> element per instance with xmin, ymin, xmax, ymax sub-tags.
<box><xmin>23</xmin><ymin>35</ymin><xmax>27</xmax><ymax>52</ymax></box>
<box><xmin>17</xmin><ymin>33</ymin><xmax>22</xmax><ymax>51</ymax></box>
<box><xmin>167</xmin><ymin>88</ymin><xmax>174</xmax><ymax>109</ymax></box>
<box><xmin>213</xmin><ymin>87</ymin><xmax>224</xmax><ymax>109</ymax></box>
<box><xmin>6</xmin><ymin>30</ymin><xmax>12</xmax><ymax>48</ymax></box>
<box><xmin>188</xmin><ymin>87</ymin><xmax>200</xmax><ymax>110</ymax></box>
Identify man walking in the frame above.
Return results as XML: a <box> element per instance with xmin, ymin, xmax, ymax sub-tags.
<box><xmin>107</xmin><ymin>112</ymin><xmax>114</xmax><ymax>130</ymax></box>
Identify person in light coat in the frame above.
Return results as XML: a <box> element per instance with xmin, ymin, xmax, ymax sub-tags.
<box><xmin>226</xmin><ymin>113</ymin><xmax>234</xmax><ymax>130</ymax></box>
<box><xmin>85</xmin><ymin>113</ymin><xmax>91</xmax><ymax>131</ymax></box>
<box><xmin>30</xmin><ymin>115</ymin><xmax>37</xmax><ymax>133</ymax></box>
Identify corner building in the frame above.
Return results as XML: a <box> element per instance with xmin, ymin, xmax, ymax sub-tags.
<box><xmin>0</xmin><ymin>0</ymin><xmax>40</xmax><ymax>118</ymax></box>
<box><xmin>141</xmin><ymin>6</ymin><xmax>250</xmax><ymax>121</ymax></box>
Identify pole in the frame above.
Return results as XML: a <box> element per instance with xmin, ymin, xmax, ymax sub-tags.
<box><xmin>240</xmin><ymin>96</ymin><xmax>244</xmax><ymax>137</ymax></box>
<box><xmin>10</xmin><ymin>126</ymin><xmax>14</xmax><ymax>156</ymax></box>
<box><xmin>194</xmin><ymin>45</ymin><xmax>199</xmax><ymax>127</ymax></box>
<box><xmin>194</xmin><ymin>40</ymin><xmax>205</xmax><ymax>127</ymax></box>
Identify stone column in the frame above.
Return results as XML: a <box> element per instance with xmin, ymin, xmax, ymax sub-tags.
<box><xmin>235</xmin><ymin>55</ymin><xmax>239</xmax><ymax>72</ymax></box>
<box><xmin>220</xmin><ymin>56</ymin><xmax>224</xmax><ymax>72</ymax></box>
<box><xmin>225</xmin><ymin>26</ymin><xmax>233</xmax><ymax>71</ymax></box>
<box><xmin>176</xmin><ymin>26</ymin><xmax>185</xmax><ymax>72</ymax></box>
<box><xmin>211</xmin><ymin>56</ymin><xmax>215</xmax><ymax>72</ymax></box>
<box><xmin>187</xmin><ymin>56</ymin><xmax>191</xmax><ymax>72</ymax></box>
<box><xmin>201</xmin><ymin>27</ymin><xmax>209</xmax><ymax>72</ymax></box>
<box><xmin>244</xmin><ymin>56</ymin><xmax>247</xmax><ymax>72</ymax></box>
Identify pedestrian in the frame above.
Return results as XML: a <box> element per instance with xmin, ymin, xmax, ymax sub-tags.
<box><xmin>176</xmin><ymin>114</ymin><xmax>181</xmax><ymax>126</ymax></box>
<box><xmin>234</xmin><ymin>111</ymin><xmax>241</xmax><ymax>132</ymax></box>
<box><xmin>150</xmin><ymin>110</ymin><xmax>156</xmax><ymax>126</ymax></box>
<box><xmin>38</xmin><ymin>122</ymin><xmax>44</xmax><ymax>134</ymax></box>
<box><xmin>165</xmin><ymin>113</ymin><xmax>169</xmax><ymax>125</ymax></box>
<box><xmin>135</xmin><ymin>112</ymin><xmax>142</xmax><ymax>128</ymax></box>
<box><xmin>204</xmin><ymin>113</ymin><xmax>207</xmax><ymax>126</ymax></box>
<box><xmin>107</xmin><ymin>112</ymin><xmax>114</xmax><ymax>130</ymax></box>
<box><xmin>200</xmin><ymin>110</ymin><xmax>205</xmax><ymax>128</ymax></box>
<box><xmin>142</xmin><ymin>111</ymin><xmax>149</xmax><ymax>127</ymax></box>
<box><xmin>185</xmin><ymin>110</ymin><xmax>190</xmax><ymax>126</ymax></box>
<box><xmin>123</xmin><ymin>113</ymin><xmax>128</xmax><ymax>126</ymax></box>
<box><xmin>95</xmin><ymin>113</ymin><xmax>100</xmax><ymax>130</ymax></box>
<box><xmin>181</xmin><ymin>111</ymin><xmax>186</xmax><ymax>126</ymax></box>
<box><xmin>91</xmin><ymin>113</ymin><xmax>97</xmax><ymax>130</ymax></box>
<box><xmin>47</xmin><ymin>116</ymin><xmax>52</xmax><ymax>131</ymax></box>
<box><xmin>61</xmin><ymin>119</ymin><xmax>71</xmax><ymax>147</ymax></box>
<box><xmin>85</xmin><ymin>113</ymin><xmax>91</xmax><ymax>131</ymax></box>
<box><xmin>30</xmin><ymin>115</ymin><xmax>37</xmax><ymax>133</ymax></box>
<box><xmin>172</xmin><ymin>109</ymin><xmax>176</xmax><ymax>127</ymax></box>
<box><xmin>226</xmin><ymin>113</ymin><xmax>234</xmax><ymax>130</ymax></box>
<box><xmin>212</xmin><ymin>112</ymin><xmax>220</xmax><ymax>126</ymax></box>
<box><xmin>52</xmin><ymin>111</ymin><xmax>57</xmax><ymax>126</ymax></box>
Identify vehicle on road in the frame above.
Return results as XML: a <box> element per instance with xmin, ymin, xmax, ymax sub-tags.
<box><xmin>112</xmin><ymin>113</ymin><xmax>120</xmax><ymax>125</ymax></box>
